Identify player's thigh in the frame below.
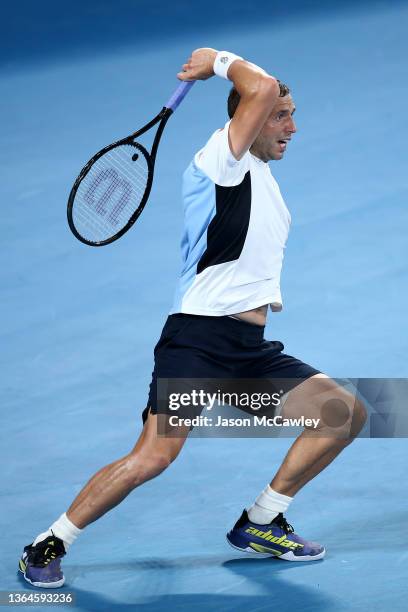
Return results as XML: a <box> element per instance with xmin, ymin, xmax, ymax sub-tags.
<box><xmin>282</xmin><ymin>374</ymin><xmax>366</xmax><ymax>434</ymax></box>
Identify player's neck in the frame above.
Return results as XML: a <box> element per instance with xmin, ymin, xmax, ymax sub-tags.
<box><xmin>249</xmin><ymin>146</ymin><xmax>268</xmax><ymax>163</ymax></box>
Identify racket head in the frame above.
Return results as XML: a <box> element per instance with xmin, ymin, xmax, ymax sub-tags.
<box><xmin>67</xmin><ymin>140</ymin><xmax>154</xmax><ymax>246</ymax></box>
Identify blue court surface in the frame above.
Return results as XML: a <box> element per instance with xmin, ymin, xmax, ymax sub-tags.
<box><xmin>1</xmin><ymin>1</ymin><xmax>407</xmax><ymax>610</ymax></box>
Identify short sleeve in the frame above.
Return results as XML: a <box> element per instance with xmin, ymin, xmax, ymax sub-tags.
<box><xmin>194</xmin><ymin>120</ymin><xmax>250</xmax><ymax>187</ymax></box>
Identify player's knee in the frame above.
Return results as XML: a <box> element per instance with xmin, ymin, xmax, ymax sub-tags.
<box><xmin>126</xmin><ymin>446</ymin><xmax>179</xmax><ymax>486</ymax></box>
<box><xmin>348</xmin><ymin>398</ymin><xmax>367</xmax><ymax>438</ymax></box>
<box><xmin>335</xmin><ymin>397</ymin><xmax>367</xmax><ymax>444</ymax></box>
<box><xmin>148</xmin><ymin>451</ymin><xmax>175</xmax><ymax>474</ymax></box>
<box><xmin>316</xmin><ymin>390</ymin><xmax>367</xmax><ymax>442</ymax></box>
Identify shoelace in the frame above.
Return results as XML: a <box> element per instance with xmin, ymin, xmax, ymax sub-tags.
<box><xmin>39</xmin><ymin>547</ymin><xmax>57</xmax><ymax>566</ymax></box>
<box><xmin>273</xmin><ymin>513</ymin><xmax>294</xmax><ymax>534</ymax></box>
<box><xmin>28</xmin><ymin>537</ymin><xmax>65</xmax><ymax>567</ymax></box>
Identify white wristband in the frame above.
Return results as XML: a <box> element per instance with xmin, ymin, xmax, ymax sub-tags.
<box><xmin>213</xmin><ymin>51</ymin><xmax>243</xmax><ymax>80</ymax></box>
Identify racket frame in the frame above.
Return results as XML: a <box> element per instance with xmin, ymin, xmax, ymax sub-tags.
<box><xmin>67</xmin><ymin>107</ymin><xmax>172</xmax><ymax>247</ymax></box>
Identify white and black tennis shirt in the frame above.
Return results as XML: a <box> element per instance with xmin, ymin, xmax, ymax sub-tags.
<box><xmin>170</xmin><ymin>120</ymin><xmax>291</xmax><ymax>316</ymax></box>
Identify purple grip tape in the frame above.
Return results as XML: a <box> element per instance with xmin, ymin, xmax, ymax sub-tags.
<box><xmin>165</xmin><ymin>81</ymin><xmax>195</xmax><ymax>111</ymax></box>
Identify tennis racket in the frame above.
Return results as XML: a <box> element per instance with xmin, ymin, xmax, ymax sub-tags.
<box><xmin>67</xmin><ymin>81</ymin><xmax>195</xmax><ymax>247</ymax></box>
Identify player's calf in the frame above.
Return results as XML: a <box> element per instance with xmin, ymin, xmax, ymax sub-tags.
<box><xmin>18</xmin><ymin>413</ymin><xmax>188</xmax><ymax>587</ymax></box>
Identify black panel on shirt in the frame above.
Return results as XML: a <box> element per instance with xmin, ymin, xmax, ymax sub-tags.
<box><xmin>197</xmin><ymin>171</ymin><xmax>251</xmax><ymax>274</ymax></box>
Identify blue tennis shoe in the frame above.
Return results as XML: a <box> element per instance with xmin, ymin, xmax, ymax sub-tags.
<box><xmin>18</xmin><ymin>533</ymin><xmax>66</xmax><ymax>588</ymax></box>
<box><xmin>227</xmin><ymin>509</ymin><xmax>325</xmax><ymax>561</ymax></box>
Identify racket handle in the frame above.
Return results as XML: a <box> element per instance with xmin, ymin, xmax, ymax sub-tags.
<box><xmin>165</xmin><ymin>81</ymin><xmax>195</xmax><ymax>112</ymax></box>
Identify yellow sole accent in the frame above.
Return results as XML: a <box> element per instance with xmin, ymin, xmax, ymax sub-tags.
<box><xmin>249</xmin><ymin>542</ymin><xmax>283</xmax><ymax>556</ymax></box>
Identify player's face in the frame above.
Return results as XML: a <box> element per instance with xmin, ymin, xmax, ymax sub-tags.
<box><xmin>251</xmin><ymin>94</ymin><xmax>297</xmax><ymax>161</ymax></box>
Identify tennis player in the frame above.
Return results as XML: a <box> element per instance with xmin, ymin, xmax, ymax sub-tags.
<box><xmin>19</xmin><ymin>48</ymin><xmax>367</xmax><ymax>587</ymax></box>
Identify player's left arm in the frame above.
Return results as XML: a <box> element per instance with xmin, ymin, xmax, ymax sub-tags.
<box><xmin>177</xmin><ymin>47</ymin><xmax>279</xmax><ymax>161</ymax></box>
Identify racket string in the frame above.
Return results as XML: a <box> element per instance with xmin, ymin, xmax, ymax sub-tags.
<box><xmin>76</xmin><ymin>151</ymin><xmax>147</xmax><ymax>215</ymax></box>
<box><xmin>108</xmin><ymin>147</ymin><xmax>149</xmax><ymax>184</ymax></box>
<box><xmin>73</xmin><ymin>143</ymin><xmax>150</xmax><ymax>243</ymax></box>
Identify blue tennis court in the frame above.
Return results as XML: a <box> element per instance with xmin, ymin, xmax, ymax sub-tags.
<box><xmin>1</xmin><ymin>1</ymin><xmax>407</xmax><ymax>610</ymax></box>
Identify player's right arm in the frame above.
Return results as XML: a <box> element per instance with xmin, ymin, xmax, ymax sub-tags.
<box><xmin>177</xmin><ymin>47</ymin><xmax>279</xmax><ymax>160</ymax></box>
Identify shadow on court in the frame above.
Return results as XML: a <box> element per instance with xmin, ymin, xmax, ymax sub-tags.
<box><xmin>67</xmin><ymin>557</ymin><xmax>332</xmax><ymax>612</ymax></box>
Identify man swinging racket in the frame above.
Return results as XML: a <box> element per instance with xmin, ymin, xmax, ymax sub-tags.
<box><xmin>19</xmin><ymin>48</ymin><xmax>367</xmax><ymax>587</ymax></box>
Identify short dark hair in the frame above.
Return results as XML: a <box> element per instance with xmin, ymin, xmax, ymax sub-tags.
<box><xmin>227</xmin><ymin>80</ymin><xmax>290</xmax><ymax>119</ymax></box>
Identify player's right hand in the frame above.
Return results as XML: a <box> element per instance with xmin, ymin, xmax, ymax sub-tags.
<box><xmin>177</xmin><ymin>48</ymin><xmax>218</xmax><ymax>81</ymax></box>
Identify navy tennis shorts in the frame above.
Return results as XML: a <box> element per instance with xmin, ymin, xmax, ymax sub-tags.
<box><xmin>142</xmin><ymin>313</ymin><xmax>320</xmax><ymax>424</ymax></box>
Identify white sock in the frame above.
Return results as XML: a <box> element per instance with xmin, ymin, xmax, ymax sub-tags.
<box><xmin>33</xmin><ymin>513</ymin><xmax>82</xmax><ymax>551</ymax></box>
<box><xmin>247</xmin><ymin>485</ymin><xmax>293</xmax><ymax>524</ymax></box>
